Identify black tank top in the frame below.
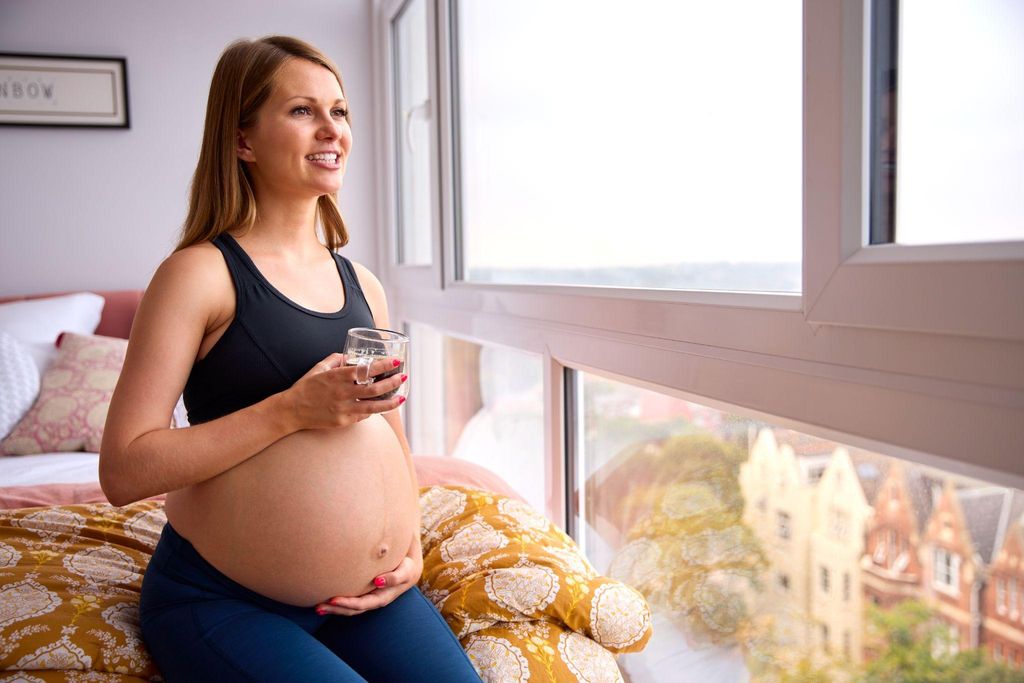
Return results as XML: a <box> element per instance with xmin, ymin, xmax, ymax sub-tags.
<box><xmin>182</xmin><ymin>233</ymin><xmax>376</xmax><ymax>425</ymax></box>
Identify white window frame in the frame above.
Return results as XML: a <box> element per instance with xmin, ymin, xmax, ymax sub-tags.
<box><xmin>806</xmin><ymin>1</ymin><xmax>1024</xmax><ymax>344</ymax></box>
<box><xmin>372</xmin><ymin>0</ymin><xmax>1024</xmax><ymax>526</ymax></box>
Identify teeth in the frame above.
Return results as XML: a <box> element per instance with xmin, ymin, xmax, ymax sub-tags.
<box><xmin>306</xmin><ymin>153</ymin><xmax>338</xmax><ymax>162</ymax></box>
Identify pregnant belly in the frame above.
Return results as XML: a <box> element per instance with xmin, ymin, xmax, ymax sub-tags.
<box><xmin>164</xmin><ymin>415</ymin><xmax>419</xmax><ymax>607</ymax></box>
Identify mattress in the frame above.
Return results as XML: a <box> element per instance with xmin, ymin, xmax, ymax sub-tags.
<box><xmin>0</xmin><ymin>451</ymin><xmax>101</xmax><ymax>486</ymax></box>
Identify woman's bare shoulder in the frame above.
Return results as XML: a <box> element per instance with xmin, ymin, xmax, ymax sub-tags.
<box><xmin>348</xmin><ymin>260</ymin><xmax>384</xmax><ymax>296</ymax></box>
<box><xmin>146</xmin><ymin>241</ymin><xmax>233</xmax><ymax>325</ymax></box>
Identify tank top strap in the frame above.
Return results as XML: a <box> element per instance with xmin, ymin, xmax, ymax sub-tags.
<box><xmin>334</xmin><ymin>253</ymin><xmax>365</xmax><ymax>295</ymax></box>
<box><xmin>210</xmin><ymin>233</ymin><xmax>253</xmax><ymax>318</ymax></box>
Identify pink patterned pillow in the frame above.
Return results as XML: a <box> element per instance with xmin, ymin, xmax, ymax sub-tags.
<box><xmin>0</xmin><ymin>332</ymin><xmax>127</xmax><ymax>455</ymax></box>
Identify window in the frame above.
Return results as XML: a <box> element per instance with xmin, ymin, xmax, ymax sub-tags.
<box><xmin>875</xmin><ymin>0</ymin><xmax>1024</xmax><ymax>247</ymax></box>
<box><xmin>996</xmin><ymin>643</ymin><xmax>1004</xmax><ymax>661</ymax></box>
<box><xmin>830</xmin><ymin>507</ymin><xmax>849</xmax><ymax>540</ymax></box>
<box><xmin>452</xmin><ymin>0</ymin><xmax>801</xmax><ymax>291</ymax></box>
<box><xmin>821</xmin><ymin>623</ymin><xmax>831</xmax><ymax>654</ymax></box>
<box><xmin>1012</xmin><ymin>578</ymin><xmax>1019</xmax><ymax>619</ymax></box>
<box><xmin>933</xmin><ymin>548</ymin><xmax>960</xmax><ymax>595</ymax></box>
<box><xmin>804</xmin><ymin>0</ymin><xmax>1024</xmax><ymax>342</ymax></box>
<box><xmin>777</xmin><ymin>511</ymin><xmax>792</xmax><ymax>540</ymax></box>
<box><xmin>390</xmin><ymin>0</ymin><xmax>435</xmax><ymax>265</ymax></box>
<box><xmin>999</xmin><ymin>578</ymin><xmax>1009</xmax><ymax>614</ymax></box>
<box><xmin>843</xmin><ymin>630</ymin><xmax>851</xmax><ymax>660</ymax></box>
<box><xmin>378</xmin><ymin>1</ymin><xmax>1024</xmax><ymax>680</ymax></box>
<box><xmin>565</xmin><ymin>374</ymin><xmax>1024</xmax><ymax>678</ymax></box>
<box><xmin>405</xmin><ymin>323</ymin><xmax>545</xmax><ymax>512</ymax></box>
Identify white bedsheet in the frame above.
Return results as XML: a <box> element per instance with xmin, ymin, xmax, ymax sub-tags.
<box><xmin>0</xmin><ymin>452</ymin><xmax>101</xmax><ymax>487</ymax></box>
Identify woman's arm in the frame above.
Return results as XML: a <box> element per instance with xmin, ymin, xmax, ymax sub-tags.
<box><xmin>100</xmin><ymin>247</ymin><xmax>403</xmax><ymax>507</ymax></box>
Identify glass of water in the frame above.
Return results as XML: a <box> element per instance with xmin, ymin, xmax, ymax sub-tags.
<box><xmin>343</xmin><ymin>327</ymin><xmax>409</xmax><ymax>401</ymax></box>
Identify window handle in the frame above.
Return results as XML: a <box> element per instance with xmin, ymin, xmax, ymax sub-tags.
<box><xmin>403</xmin><ymin>98</ymin><xmax>432</xmax><ymax>155</ymax></box>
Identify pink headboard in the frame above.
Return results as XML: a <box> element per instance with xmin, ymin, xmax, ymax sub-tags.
<box><xmin>0</xmin><ymin>290</ymin><xmax>144</xmax><ymax>339</ymax></box>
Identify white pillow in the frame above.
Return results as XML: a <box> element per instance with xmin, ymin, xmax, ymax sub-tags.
<box><xmin>0</xmin><ymin>292</ymin><xmax>105</xmax><ymax>379</ymax></box>
<box><xmin>0</xmin><ymin>331</ymin><xmax>41</xmax><ymax>439</ymax></box>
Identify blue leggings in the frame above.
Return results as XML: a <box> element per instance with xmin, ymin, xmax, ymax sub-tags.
<box><xmin>139</xmin><ymin>523</ymin><xmax>481</xmax><ymax>682</ymax></box>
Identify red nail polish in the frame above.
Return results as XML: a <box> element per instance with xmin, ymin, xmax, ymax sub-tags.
<box><xmin>316</xmin><ymin>608</ymin><xmax>327</xmax><ymax>616</ymax></box>
<box><xmin>392</xmin><ymin>359</ymin><xmax>401</xmax><ymax>367</ymax></box>
<box><xmin>401</xmin><ymin>374</ymin><xmax>408</xmax><ymax>382</ymax></box>
<box><xmin>374</xmin><ymin>576</ymin><xmax>386</xmax><ymax>587</ymax></box>
<box><xmin>398</xmin><ymin>396</ymin><xmax>406</xmax><ymax>405</ymax></box>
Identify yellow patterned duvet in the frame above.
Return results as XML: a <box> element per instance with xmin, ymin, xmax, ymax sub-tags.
<box><xmin>1</xmin><ymin>489</ymin><xmax>650</xmax><ymax>682</ymax></box>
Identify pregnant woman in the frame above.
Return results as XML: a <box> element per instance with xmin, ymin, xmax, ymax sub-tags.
<box><xmin>100</xmin><ymin>36</ymin><xmax>481</xmax><ymax>682</ymax></box>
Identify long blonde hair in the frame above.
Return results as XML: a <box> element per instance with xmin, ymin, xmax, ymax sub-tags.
<box><xmin>176</xmin><ymin>36</ymin><xmax>351</xmax><ymax>252</ymax></box>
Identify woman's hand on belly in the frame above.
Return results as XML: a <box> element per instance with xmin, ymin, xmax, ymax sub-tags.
<box><xmin>314</xmin><ymin>530</ymin><xmax>424</xmax><ymax>617</ymax></box>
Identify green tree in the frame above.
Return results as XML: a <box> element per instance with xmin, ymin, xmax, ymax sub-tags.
<box><xmin>858</xmin><ymin>600</ymin><xmax>1024</xmax><ymax>683</ymax></box>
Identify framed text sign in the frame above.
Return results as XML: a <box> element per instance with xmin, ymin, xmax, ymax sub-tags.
<box><xmin>0</xmin><ymin>53</ymin><xmax>129</xmax><ymax>128</ymax></box>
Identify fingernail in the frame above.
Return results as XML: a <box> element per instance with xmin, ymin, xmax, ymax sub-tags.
<box><xmin>374</xmin><ymin>576</ymin><xmax>386</xmax><ymax>587</ymax></box>
<box><xmin>392</xmin><ymin>359</ymin><xmax>401</xmax><ymax>367</ymax></box>
<box><xmin>401</xmin><ymin>374</ymin><xmax>408</xmax><ymax>382</ymax></box>
<box><xmin>316</xmin><ymin>608</ymin><xmax>327</xmax><ymax>616</ymax></box>
<box><xmin>398</xmin><ymin>396</ymin><xmax>406</xmax><ymax>405</ymax></box>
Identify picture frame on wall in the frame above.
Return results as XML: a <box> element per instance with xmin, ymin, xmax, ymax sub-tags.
<box><xmin>0</xmin><ymin>53</ymin><xmax>129</xmax><ymax>128</ymax></box>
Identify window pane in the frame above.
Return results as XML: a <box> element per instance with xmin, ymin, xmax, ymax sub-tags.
<box><xmin>406</xmin><ymin>322</ymin><xmax>545</xmax><ymax>511</ymax></box>
<box><xmin>454</xmin><ymin>1</ymin><xmax>801</xmax><ymax>292</ymax></box>
<box><xmin>573</xmin><ymin>371</ymin><xmax>1024</xmax><ymax>679</ymax></box>
<box><xmin>886</xmin><ymin>0</ymin><xmax>1024</xmax><ymax>246</ymax></box>
<box><xmin>392</xmin><ymin>0</ymin><xmax>433</xmax><ymax>265</ymax></box>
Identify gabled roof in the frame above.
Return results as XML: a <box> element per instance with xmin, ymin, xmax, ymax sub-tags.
<box><xmin>959</xmin><ymin>488</ymin><xmax>1024</xmax><ymax>565</ymax></box>
<box><xmin>905</xmin><ymin>469</ymin><xmax>945</xmax><ymax>532</ymax></box>
<box><xmin>848</xmin><ymin>450</ymin><xmax>891</xmax><ymax>504</ymax></box>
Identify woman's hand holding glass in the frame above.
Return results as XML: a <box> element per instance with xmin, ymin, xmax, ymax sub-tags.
<box><xmin>286</xmin><ymin>352</ymin><xmax>407</xmax><ymax>430</ymax></box>
<box><xmin>343</xmin><ymin>328</ymin><xmax>410</xmax><ymax>402</ymax></box>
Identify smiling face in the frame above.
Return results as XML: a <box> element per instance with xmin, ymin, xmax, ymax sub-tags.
<box><xmin>237</xmin><ymin>58</ymin><xmax>352</xmax><ymax>201</ymax></box>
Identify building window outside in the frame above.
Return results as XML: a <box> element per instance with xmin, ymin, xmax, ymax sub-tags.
<box><xmin>830</xmin><ymin>506</ymin><xmax>849</xmax><ymax>540</ymax></box>
<box><xmin>873</xmin><ymin>534</ymin><xmax>887</xmax><ymax>565</ymax></box>
<box><xmin>1011</xmin><ymin>578</ymin><xmax>1019</xmax><ymax>619</ymax></box>
<box><xmin>999</xmin><ymin>578</ymin><xmax>1008</xmax><ymax>615</ymax></box>
<box><xmin>778</xmin><ymin>572</ymin><xmax>790</xmax><ymax>592</ymax></box>
<box><xmin>996</xmin><ymin>642</ymin><xmax>1004</xmax><ymax>662</ymax></box>
<box><xmin>843</xmin><ymin>572</ymin><xmax>851</xmax><ymax>602</ymax></box>
<box><xmin>820</xmin><ymin>566</ymin><xmax>831</xmax><ymax>595</ymax></box>
<box><xmin>821</xmin><ymin>623</ymin><xmax>831</xmax><ymax>654</ymax></box>
<box><xmin>933</xmin><ymin>547</ymin><xmax>960</xmax><ymax>595</ymax></box>
<box><xmin>777</xmin><ymin>511</ymin><xmax>792</xmax><ymax>540</ymax></box>
<box><xmin>843</xmin><ymin>630</ymin><xmax>851</xmax><ymax>660</ymax></box>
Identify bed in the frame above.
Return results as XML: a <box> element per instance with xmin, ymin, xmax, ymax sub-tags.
<box><xmin>0</xmin><ymin>290</ymin><xmax>650</xmax><ymax>682</ymax></box>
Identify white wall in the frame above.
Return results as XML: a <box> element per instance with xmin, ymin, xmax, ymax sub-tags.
<box><xmin>0</xmin><ymin>0</ymin><xmax>379</xmax><ymax>295</ymax></box>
